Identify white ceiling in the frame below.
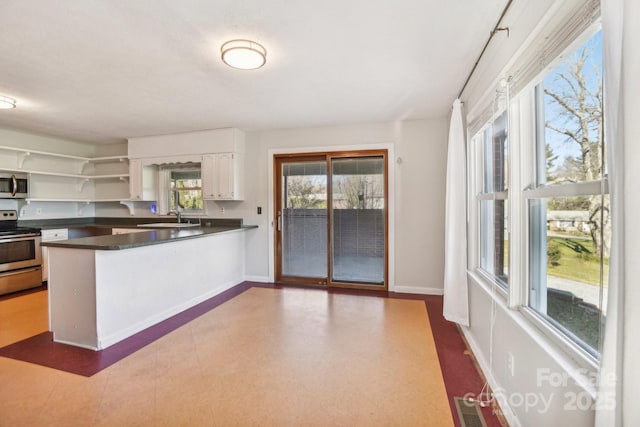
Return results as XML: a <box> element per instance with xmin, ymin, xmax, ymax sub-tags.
<box><xmin>0</xmin><ymin>0</ymin><xmax>504</xmax><ymax>144</ymax></box>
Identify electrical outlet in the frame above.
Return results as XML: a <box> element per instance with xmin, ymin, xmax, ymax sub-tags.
<box><xmin>507</xmin><ymin>352</ymin><xmax>515</xmax><ymax>376</ymax></box>
<box><xmin>220</xmin><ymin>207</ymin><xmax>225</xmax><ymax>214</ymax></box>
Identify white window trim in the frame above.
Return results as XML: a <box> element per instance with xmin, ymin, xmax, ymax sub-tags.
<box><xmin>474</xmin><ymin>268</ymin><xmax>509</xmax><ymax>300</ymax></box>
<box><xmin>477</xmin><ymin>191</ymin><xmax>508</xmax><ymax>201</ymax></box>
<box><xmin>519</xmin><ymin>305</ymin><xmax>599</xmax><ymax>371</ymax></box>
<box><xmin>468</xmin><ymin>270</ymin><xmax>599</xmax><ymax>399</ymax></box>
<box><xmin>472</xmin><ymin>108</ymin><xmax>510</xmax><ymax>291</ymax></box>
<box><xmin>157</xmin><ymin>164</ymin><xmax>205</xmax><ymax>216</ymax></box>
<box><xmin>469</xmin><ymin>127</ymin><xmax>500</xmax><ymax>294</ymax></box>
<box><xmin>523</xmin><ymin>94</ymin><xmax>604</xmax><ymax>366</ymax></box>
<box><xmin>524</xmin><ymin>180</ymin><xmax>609</xmax><ymax>199</ymax></box>
<box><xmin>468</xmin><ymin>82</ymin><xmax>605</xmax><ymax>374</ymax></box>
<box><xmin>465</xmin><ymin>0</ymin><xmax>607</xmax><ymax>402</ymax></box>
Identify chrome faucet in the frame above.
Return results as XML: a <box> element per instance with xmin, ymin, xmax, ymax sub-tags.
<box><xmin>168</xmin><ymin>210</ymin><xmax>182</xmax><ymax>223</ymax></box>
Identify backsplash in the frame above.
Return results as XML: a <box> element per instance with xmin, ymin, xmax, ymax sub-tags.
<box><xmin>0</xmin><ymin>199</ymin><xmax>95</xmax><ymax>220</ymax></box>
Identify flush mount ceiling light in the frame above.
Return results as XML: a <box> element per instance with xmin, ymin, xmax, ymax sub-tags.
<box><xmin>0</xmin><ymin>95</ymin><xmax>17</xmax><ymax>109</ymax></box>
<box><xmin>221</xmin><ymin>39</ymin><xmax>267</xmax><ymax>70</ymax></box>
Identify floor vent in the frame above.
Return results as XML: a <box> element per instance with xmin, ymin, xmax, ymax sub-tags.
<box><xmin>454</xmin><ymin>397</ymin><xmax>488</xmax><ymax>427</ymax></box>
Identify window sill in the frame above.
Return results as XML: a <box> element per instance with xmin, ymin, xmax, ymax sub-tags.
<box><xmin>467</xmin><ymin>270</ymin><xmax>599</xmax><ymax>399</ymax></box>
<box><xmin>519</xmin><ymin>306</ymin><xmax>599</xmax><ymax>372</ymax></box>
<box><xmin>474</xmin><ymin>268</ymin><xmax>509</xmax><ymax>300</ymax></box>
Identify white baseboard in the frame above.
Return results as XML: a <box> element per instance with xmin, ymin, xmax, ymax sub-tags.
<box><xmin>240</xmin><ymin>279</ymin><xmax>443</xmax><ymax>294</ymax></box>
<box><xmin>97</xmin><ymin>278</ymin><xmax>242</xmax><ymax>350</ymax></box>
<box><xmin>244</xmin><ymin>275</ymin><xmax>270</xmax><ymax>283</ymax></box>
<box><xmin>393</xmin><ymin>285</ymin><xmax>444</xmax><ymax>295</ymax></box>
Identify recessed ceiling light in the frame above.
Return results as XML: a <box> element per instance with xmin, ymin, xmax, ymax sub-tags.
<box><xmin>221</xmin><ymin>39</ymin><xmax>267</xmax><ymax>70</ymax></box>
<box><xmin>0</xmin><ymin>95</ymin><xmax>16</xmax><ymax>109</ymax></box>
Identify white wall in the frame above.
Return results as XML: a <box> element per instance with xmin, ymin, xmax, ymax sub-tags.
<box><xmin>238</xmin><ymin>119</ymin><xmax>449</xmax><ymax>291</ymax></box>
<box><xmin>7</xmin><ymin>119</ymin><xmax>448</xmax><ymax>293</ymax></box>
<box><xmin>466</xmin><ymin>275</ymin><xmax>596</xmax><ymax>426</ymax></box>
<box><xmin>394</xmin><ymin>119</ymin><xmax>448</xmax><ymax>293</ymax></box>
<box><xmin>462</xmin><ymin>0</ymin><xmax>555</xmax><ymax>115</ymax></box>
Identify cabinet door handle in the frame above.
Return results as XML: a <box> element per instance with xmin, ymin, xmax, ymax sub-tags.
<box><xmin>277</xmin><ymin>211</ymin><xmax>282</xmax><ymax>232</ymax></box>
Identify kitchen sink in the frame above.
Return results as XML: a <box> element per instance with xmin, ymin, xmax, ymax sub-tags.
<box><xmin>138</xmin><ymin>223</ymin><xmax>199</xmax><ymax>228</ymax></box>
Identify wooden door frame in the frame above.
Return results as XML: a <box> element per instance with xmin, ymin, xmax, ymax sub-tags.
<box><xmin>274</xmin><ymin>149</ymin><xmax>389</xmax><ymax>290</ymax></box>
<box><xmin>274</xmin><ymin>153</ymin><xmax>328</xmax><ymax>286</ymax></box>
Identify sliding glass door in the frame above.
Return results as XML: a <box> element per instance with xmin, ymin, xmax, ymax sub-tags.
<box><xmin>277</xmin><ymin>157</ymin><xmax>328</xmax><ymax>283</ymax></box>
<box><xmin>331</xmin><ymin>157</ymin><xmax>386</xmax><ymax>285</ymax></box>
<box><xmin>275</xmin><ymin>151</ymin><xmax>387</xmax><ymax>289</ymax></box>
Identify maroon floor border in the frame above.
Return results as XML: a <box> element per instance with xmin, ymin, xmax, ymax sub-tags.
<box><xmin>0</xmin><ymin>282</ymin><xmax>264</xmax><ymax>377</ymax></box>
<box><xmin>0</xmin><ymin>282</ymin><xmax>501</xmax><ymax>426</ymax></box>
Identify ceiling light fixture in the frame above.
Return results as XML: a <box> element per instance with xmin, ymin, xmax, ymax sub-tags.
<box><xmin>221</xmin><ymin>39</ymin><xmax>267</xmax><ymax>70</ymax></box>
<box><xmin>0</xmin><ymin>95</ymin><xmax>17</xmax><ymax>109</ymax></box>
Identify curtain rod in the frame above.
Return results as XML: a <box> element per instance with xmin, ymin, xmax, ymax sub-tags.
<box><xmin>457</xmin><ymin>0</ymin><xmax>514</xmax><ymax>99</ymax></box>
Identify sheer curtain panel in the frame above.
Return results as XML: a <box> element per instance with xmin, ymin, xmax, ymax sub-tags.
<box><xmin>443</xmin><ymin>99</ymin><xmax>469</xmax><ymax>326</ymax></box>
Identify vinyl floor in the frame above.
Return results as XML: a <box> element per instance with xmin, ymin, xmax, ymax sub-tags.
<box><xmin>0</xmin><ymin>286</ymin><xmax>455</xmax><ymax>426</ymax></box>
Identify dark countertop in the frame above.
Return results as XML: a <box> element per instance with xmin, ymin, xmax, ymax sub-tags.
<box><xmin>21</xmin><ymin>217</ymin><xmax>245</xmax><ymax>230</ymax></box>
<box><xmin>41</xmin><ymin>225</ymin><xmax>258</xmax><ymax>250</ymax></box>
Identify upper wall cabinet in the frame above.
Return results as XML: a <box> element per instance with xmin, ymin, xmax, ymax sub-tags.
<box><xmin>127</xmin><ymin>128</ymin><xmax>246</xmax><ymax>202</ymax></box>
<box><xmin>129</xmin><ymin>159</ymin><xmax>158</xmax><ymax>201</ymax></box>
<box><xmin>201</xmin><ymin>153</ymin><xmax>244</xmax><ymax>200</ymax></box>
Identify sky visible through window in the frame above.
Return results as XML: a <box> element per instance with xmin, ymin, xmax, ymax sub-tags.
<box><xmin>543</xmin><ymin>30</ymin><xmax>602</xmax><ymax>181</ymax></box>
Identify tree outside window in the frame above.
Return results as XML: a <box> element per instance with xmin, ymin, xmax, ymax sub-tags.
<box><xmin>169</xmin><ymin>169</ymin><xmax>203</xmax><ymax>211</ymax></box>
<box><xmin>529</xmin><ymin>30</ymin><xmax>608</xmax><ymax>356</ymax></box>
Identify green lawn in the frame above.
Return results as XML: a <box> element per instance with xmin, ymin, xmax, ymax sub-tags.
<box><xmin>547</xmin><ymin>236</ymin><xmax>609</xmax><ymax>286</ymax></box>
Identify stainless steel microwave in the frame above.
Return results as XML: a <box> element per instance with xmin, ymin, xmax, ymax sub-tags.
<box><xmin>0</xmin><ymin>173</ymin><xmax>29</xmax><ymax>198</ymax></box>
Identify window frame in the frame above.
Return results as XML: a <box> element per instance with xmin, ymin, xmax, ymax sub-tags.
<box><xmin>473</xmin><ymin>109</ymin><xmax>510</xmax><ymax>291</ymax></box>
<box><xmin>525</xmin><ymin>27</ymin><xmax>606</xmax><ymax>363</ymax></box>
<box><xmin>157</xmin><ymin>164</ymin><xmax>205</xmax><ymax>216</ymax></box>
<box><xmin>468</xmin><ymin>24</ymin><xmax>606</xmax><ymax>370</ymax></box>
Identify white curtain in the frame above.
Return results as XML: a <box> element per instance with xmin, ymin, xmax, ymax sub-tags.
<box><xmin>443</xmin><ymin>98</ymin><xmax>469</xmax><ymax>326</ymax></box>
<box><xmin>596</xmin><ymin>0</ymin><xmax>624</xmax><ymax>425</ymax></box>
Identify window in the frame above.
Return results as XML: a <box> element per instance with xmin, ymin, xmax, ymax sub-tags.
<box><xmin>527</xmin><ymin>30</ymin><xmax>607</xmax><ymax>357</ymax></box>
<box><xmin>477</xmin><ymin>110</ymin><xmax>509</xmax><ymax>288</ymax></box>
<box><xmin>169</xmin><ymin>169</ymin><xmax>203</xmax><ymax>211</ymax></box>
<box><xmin>469</xmin><ymin>22</ymin><xmax>608</xmax><ymax>362</ymax></box>
<box><xmin>158</xmin><ymin>165</ymin><xmax>203</xmax><ymax>214</ymax></box>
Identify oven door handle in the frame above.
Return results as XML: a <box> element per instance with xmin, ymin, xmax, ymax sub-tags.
<box><xmin>0</xmin><ymin>234</ymin><xmax>40</xmax><ymax>244</ymax></box>
<box><xmin>11</xmin><ymin>174</ymin><xmax>17</xmax><ymax>197</ymax></box>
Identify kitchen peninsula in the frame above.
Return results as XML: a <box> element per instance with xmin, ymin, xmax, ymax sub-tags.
<box><xmin>42</xmin><ymin>224</ymin><xmax>257</xmax><ymax>350</ymax></box>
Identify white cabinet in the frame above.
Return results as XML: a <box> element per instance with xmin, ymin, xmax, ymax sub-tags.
<box><xmin>201</xmin><ymin>153</ymin><xmax>244</xmax><ymax>200</ymax></box>
<box><xmin>41</xmin><ymin>228</ymin><xmax>69</xmax><ymax>281</ymax></box>
<box><xmin>201</xmin><ymin>155</ymin><xmax>215</xmax><ymax>199</ymax></box>
<box><xmin>129</xmin><ymin>159</ymin><xmax>158</xmax><ymax>201</ymax></box>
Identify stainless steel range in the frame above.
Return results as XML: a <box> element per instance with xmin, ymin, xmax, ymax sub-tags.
<box><xmin>0</xmin><ymin>210</ymin><xmax>42</xmax><ymax>295</ymax></box>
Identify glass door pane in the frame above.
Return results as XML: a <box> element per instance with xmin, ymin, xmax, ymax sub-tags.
<box><xmin>280</xmin><ymin>160</ymin><xmax>328</xmax><ymax>279</ymax></box>
<box><xmin>331</xmin><ymin>157</ymin><xmax>385</xmax><ymax>285</ymax></box>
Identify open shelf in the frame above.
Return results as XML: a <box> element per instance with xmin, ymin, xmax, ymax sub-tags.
<box><xmin>0</xmin><ymin>145</ymin><xmax>128</xmax><ymax>163</ymax></box>
<box><xmin>25</xmin><ymin>198</ymin><xmax>92</xmax><ymax>203</ymax></box>
<box><xmin>0</xmin><ymin>145</ymin><xmax>131</xmax><ymax>203</ymax></box>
